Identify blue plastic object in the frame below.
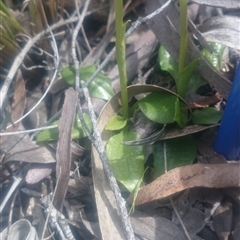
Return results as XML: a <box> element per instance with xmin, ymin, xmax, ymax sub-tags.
<box><xmin>214</xmin><ymin>63</ymin><xmax>240</xmax><ymax>160</ymax></box>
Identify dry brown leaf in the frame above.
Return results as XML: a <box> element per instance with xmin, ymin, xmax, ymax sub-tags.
<box><xmin>11</xmin><ymin>70</ymin><xmax>26</xmax><ymax>126</ymax></box>
<box><xmin>54</xmin><ymin>88</ymin><xmax>78</xmax><ymax>210</ymax></box>
<box><xmin>131</xmin><ymin>210</ymin><xmax>202</xmax><ymax>240</ymax></box>
<box><xmin>191</xmin><ymin>0</ymin><xmax>240</xmax><ymax>8</ymax></box>
<box><xmin>134</xmin><ymin>163</ymin><xmax>240</xmax><ymax>205</ymax></box>
<box><xmin>1</xmin><ymin>134</ymin><xmax>56</xmax><ymax>164</ymax></box>
<box><xmin>0</xmin><ymin>70</ymin><xmax>26</xmax><ymax>143</ymax></box>
<box><xmin>213</xmin><ymin>201</ymin><xmax>232</xmax><ymax>240</ymax></box>
<box><xmin>188</xmin><ymin>93</ymin><xmax>221</xmax><ymax>109</ymax></box>
<box><xmin>25</xmin><ymin>163</ymin><xmax>54</xmax><ymax>184</ymax></box>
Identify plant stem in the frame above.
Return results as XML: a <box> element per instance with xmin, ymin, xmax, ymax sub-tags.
<box><xmin>114</xmin><ymin>0</ymin><xmax>129</xmax><ymax>119</ymax></box>
<box><xmin>178</xmin><ymin>0</ymin><xmax>188</xmax><ymax>75</ymax></box>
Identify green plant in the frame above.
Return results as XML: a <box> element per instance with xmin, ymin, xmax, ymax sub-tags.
<box><xmin>104</xmin><ymin>0</ymin><xmax>224</xmax><ymax>193</ymax></box>
<box><xmin>114</xmin><ymin>0</ymin><xmax>129</xmax><ymax>120</ymax></box>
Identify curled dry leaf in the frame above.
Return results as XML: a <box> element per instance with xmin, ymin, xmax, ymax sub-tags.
<box><xmin>134</xmin><ymin>163</ymin><xmax>240</xmax><ymax>205</ymax></box>
<box><xmin>187</xmin><ymin>93</ymin><xmax>221</xmax><ymax>109</ymax></box>
<box><xmin>54</xmin><ymin>88</ymin><xmax>78</xmax><ymax>210</ymax></box>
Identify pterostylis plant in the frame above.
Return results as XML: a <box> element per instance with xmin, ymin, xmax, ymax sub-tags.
<box><xmin>104</xmin><ymin>0</ymin><xmax>225</xmax><ymax>194</ymax></box>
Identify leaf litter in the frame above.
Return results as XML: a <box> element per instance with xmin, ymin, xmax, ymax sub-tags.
<box><xmin>0</xmin><ymin>1</ymin><xmax>240</xmax><ymax>240</ymax></box>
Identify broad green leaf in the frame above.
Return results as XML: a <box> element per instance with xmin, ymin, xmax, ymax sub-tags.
<box><xmin>187</xmin><ymin>74</ymin><xmax>208</xmax><ymax>93</ymax></box>
<box><xmin>201</xmin><ymin>42</ymin><xmax>226</xmax><ymax>71</ymax></box>
<box><xmin>138</xmin><ymin>92</ymin><xmax>178</xmax><ymax>124</ymax></box>
<box><xmin>105</xmin><ymin>115</ymin><xmax>127</xmax><ymax>131</ymax></box>
<box><xmin>192</xmin><ymin>107</ymin><xmax>223</xmax><ymax>125</ymax></box>
<box><xmin>158</xmin><ymin>45</ymin><xmax>178</xmax><ymax>80</ymax></box>
<box><xmin>36</xmin><ymin>113</ymin><xmax>92</xmax><ymax>143</ymax></box>
<box><xmin>174</xmin><ymin>97</ymin><xmax>188</xmax><ymax>128</ymax></box>
<box><xmin>177</xmin><ymin>59</ymin><xmax>200</xmax><ymax>98</ymax></box>
<box><xmin>106</xmin><ymin>129</ymin><xmax>145</xmax><ymax>192</ymax></box>
<box><xmin>153</xmin><ymin>135</ymin><xmax>197</xmax><ymax>179</ymax></box>
<box><xmin>61</xmin><ymin>65</ymin><xmax>114</xmax><ymax>101</ymax></box>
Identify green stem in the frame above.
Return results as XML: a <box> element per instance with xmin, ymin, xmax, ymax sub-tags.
<box><xmin>178</xmin><ymin>0</ymin><xmax>188</xmax><ymax>76</ymax></box>
<box><xmin>114</xmin><ymin>0</ymin><xmax>129</xmax><ymax>119</ymax></box>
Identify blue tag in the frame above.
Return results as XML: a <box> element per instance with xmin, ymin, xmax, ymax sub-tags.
<box><xmin>214</xmin><ymin>63</ymin><xmax>240</xmax><ymax>160</ymax></box>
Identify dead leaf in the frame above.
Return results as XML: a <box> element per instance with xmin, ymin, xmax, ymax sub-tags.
<box><xmin>25</xmin><ymin>163</ymin><xmax>54</xmax><ymax>184</ymax></box>
<box><xmin>232</xmin><ymin>222</ymin><xmax>240</xmax><ymax>240</ymax></box>
<box><xmin>213</xmin><ymin>201</ymin><xmax>232</xmax><ymax>240</ymax></box>
<box><xmin>134</xmin><ymin>163</ymin><xmax>240</xmax><ymax>205</ymax></box>
<box><xmin>0</xmin><ymin>70</ymin><xmax>26</xmax><ymax>143</ymax></box>
<box><xmin>191</xmin><ymin>0</ymin><xmax>240</xmax><ymax>8</ymax></box>
<box><xmin>54</xmin><ymin>88</ymin><xmax>78</xmax><ymax>210</ymax></box>
<box><xmin>223</xmin><ymin>187</ymin><xmax>240</xmax><ymax>205</ymax></box>
<box><xmin>172</xmin><ymin>188</ymin><xmax>223</xmax><ymax>236</ymax></box>
<box><xmin>1</xmin><ymin>133</ymin><xmax>56</xmax><ymax>164</ymax></box>
<box><xmin>131</xmin><ymin>209</ymin><xmax>202</xmax><ymax>240</ymax></box>
<box><xmin>188</xmin><ymin>93</ymin><xmax>221</xmax><ymax>109</ymax></box>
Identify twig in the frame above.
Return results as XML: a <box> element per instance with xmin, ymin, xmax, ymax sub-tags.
<box><xmin>0</xmin><ymin>125</ymin><xmax>58</xmax><ymax>136</ymax></box>
<box><xmin>0</xmin><ymin>173</ymin><xmax>23</xmax><ymax>214</ymax></box>
<box><xmin>71</xmin><ymin>0</ymin><xmax>91</xmax><ymax>90</ymax></box>
<box><xmin>80</xmin><ymin>81</ymin><xmax>135</xmax><ymax>240</ymax></box>
<box><xmin>85</xmin><ymin>0</ymin><xmax>173</xmax><ymax>87</ymax></box>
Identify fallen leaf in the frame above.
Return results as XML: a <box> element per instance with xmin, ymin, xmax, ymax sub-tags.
<box><xmin>134</xmin><ymin>163</ymin><xmax>240</xmax><ymax>205</ymax></box>
<box><xmin>131</xmin><ymin>209</ymin><xmax>202</xmax><ymax>240</ymax></box>
<box><xmin>54</xmin><ymin>88</ymin><xmax>78</xmax><ymax>210</ymax></box>
<box><xmin>188</xmin><ymin>93</ymin><xmax>221</xmax><ymax>109</ymax></box>
<box><xmin>0</xmin><ymin>70</ymin><xmax>26</xmax><ymax>143</ymax></box>
<box><xmin>1</xmin><ymin>134</ymin><xmax>56</xmax><ymax>164</ymax></box>
<box><xmin>25</xmin><ymin>163</ymin><xmax>54</xmax><ymax>184</ymax></box>
<box><xmin>213</xmin><ymin>201</ymin><xmax>232</xmax><ymax>240</ymax></box>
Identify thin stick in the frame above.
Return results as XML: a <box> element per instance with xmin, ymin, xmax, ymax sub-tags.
<box><xmin>80</xmin><ymin>81</ymin><xmax>135</xmax><ymax>240</ymax></box>
<box><xmin>0</xmin><ymin>125</ymin><xmax>57</xmax><ymax>136</ymax></box>
<box><xmin>71</xmin><ymin>0</ymin><xmax>91</xmax><ymax>90</ymax></box>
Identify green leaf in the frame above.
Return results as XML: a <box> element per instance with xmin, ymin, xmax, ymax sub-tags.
<box><xmin>201</xmin><ymin>42</ymin><xmax>226</xmax><ymax>71</ymax></box>
<box><xmin>177</xmin><ymin>59</ymin><xmax>200</xmax><ymax>98</ymax></box>
<box><xmin>174</xmin><ymin>97</ymin><xmax>188</xmax><ymax>128</ymax></box>
<box><xmin>72</xmin><ymin>113</ymin><xmax>92</xmax><ymax>139</ymax></box>
<box><xmin>158</xmin><ymin>46</ymin><xmax>178</xmax><ymax>80</ymax></box>
<box><xmin>61</xmin><ymin>65</ymin><xmax>114</xmax><ymax>101</ymax></box>
<box><xmin>105</xmin><ymin>115</ymin><xmax>128</xmax><ymax>131</ymax></box>
<box><xmin>187</xmin><ymin>74</ymin><xmax>208</xmax><ymax>93</ymax></box>
<box><xmin>106</xmin><ymin>129</ymin><xmax>145</xmax><ymax>192</ymax></box>
<box><xmin>36</xmin><ymin>113</ymin><xmax>92</xmax><ymax>143</ymax></box>
<box><xmin>192</xmin><ymin>107</ymin><xmax>223</xmax><ymax>125</ymax></box>
<box><xmin>153</xmin><ymin>135</ymin><xmax>197</xmax><ymax>179</ymax></box>
<box><xmin>138</xmin><ymin>92</ymin><xmax>178</xmax><ymax>124</ymax></box>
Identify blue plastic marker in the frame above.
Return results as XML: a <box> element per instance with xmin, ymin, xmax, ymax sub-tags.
<box><xmin>214</xmin><ymin>63</ymin><xmax>240</xmax><ymax>160</ymax></box>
